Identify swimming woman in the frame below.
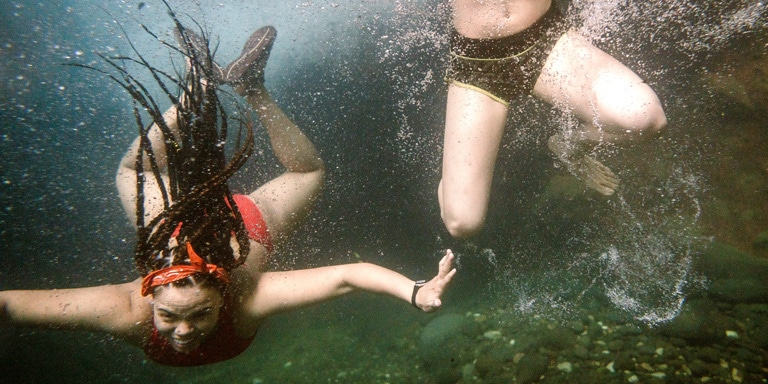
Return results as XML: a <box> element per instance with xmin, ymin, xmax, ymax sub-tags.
<box><xmin>0</xmin><ymin>18</ymin><xmax>456</xmax><ymax>367</ymax></box>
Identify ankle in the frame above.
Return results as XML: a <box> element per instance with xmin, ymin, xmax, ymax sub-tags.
<box><xmin>548</xmin><ymin>133</ymin><xmax>594</xmax><ymax>162</ymax></box>
<box><xmin>236</xmin><ymin>83</ymin><xmax>267</xmax><ymax>99</ymax></box>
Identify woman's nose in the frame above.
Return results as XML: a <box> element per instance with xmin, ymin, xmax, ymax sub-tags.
<box><xmin>175</xmin><ymin>321</ymin><xmax>194</xmax><ymax>335</ymax></box>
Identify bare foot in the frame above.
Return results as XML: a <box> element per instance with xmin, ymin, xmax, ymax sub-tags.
<box><xmin>548</xmin><ymin>133</ymin><xmax>619</xmax><ymax>195</ymax></box>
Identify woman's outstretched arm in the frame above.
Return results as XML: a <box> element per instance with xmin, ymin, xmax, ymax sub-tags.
<box><xmin>246</xmin><ymin>250</ymin><xmax>457</xmax><ymax>318</ymax></box>
<box><xmin>0</xmin><ymin>279</ymin><xmax>149</xmax><ymax>343</ymax></box>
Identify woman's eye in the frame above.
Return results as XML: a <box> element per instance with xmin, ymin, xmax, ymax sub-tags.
<box><xmin>193</xmin><ymin>310</ymin><xmax>212</xmax><ymax>320</ymax></box>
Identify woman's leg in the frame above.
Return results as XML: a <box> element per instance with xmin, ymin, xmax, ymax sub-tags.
<box><xmin>242</xmin><ymin>85</ymin><xmax>325</xmax><ymax>244</ymax></box>
<box><xmin>439</xmin><ymin>83</ymin><xmax>509</xmax><ymax>239</ymax></box>
<box><xmin>115</xmin><ymin>107</ymin><xmax>177</xmax><ymax>227</ymax></box>
<box><xmin>533</xmin><ymin>30</ymin><xmax>667</xmax><ymax>195</ymax></box>
<box><xmin>223</xmin><ymin>27</ymin><xmax>325</xmax><ymax>244</ymax></box>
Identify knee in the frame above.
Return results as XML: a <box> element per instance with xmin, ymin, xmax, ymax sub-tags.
<box><xmin>442</xmin><ymin>212</ymin><xmax>484</xmax><ymax>240</ymax></box>
<box><xmin>601</xmin><ymin>88</ymin><xmax>668</xmax><ymax>141</ymax></box>
<box><xmin>636</xmin><ymin>97</ymin><xmax>668</xmax><ymax>137</ymax></box>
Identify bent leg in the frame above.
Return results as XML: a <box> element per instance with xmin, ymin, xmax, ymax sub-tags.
<box><xmin>242</xmin><ymin>85</ymin><xmax>325</xmax><ymax>244</ymax></box>
<box><xmin>116</xmin><ymin>107</ymin><xmax>178</xmax><ymax>227</ymax></box>
<box><xmin>533</xmin><ymin>30</ymin><xmax>667</xmax><ymax>194</ymax></box>
<box><xmin>439</xmin><ymin>83</ymin><xmax>508</xmax><ymax>239</ymax></box>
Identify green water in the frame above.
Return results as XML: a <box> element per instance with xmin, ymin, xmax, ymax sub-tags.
<box><xmin>1</xmin><ymin>0</ymin><xmax>767</xmax><ymax>383</ymax></box>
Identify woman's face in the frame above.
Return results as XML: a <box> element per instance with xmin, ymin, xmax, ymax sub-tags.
<box><xmin>151</xmin><ymin>283</ymin><xmax>223</xmax><ymax>353</ymax></box>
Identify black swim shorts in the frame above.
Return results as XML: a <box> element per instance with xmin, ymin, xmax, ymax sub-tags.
<box><xmin>445</xmin><ymin>4</ymin><xmax>569</xmax><ymax>105</ymax></box>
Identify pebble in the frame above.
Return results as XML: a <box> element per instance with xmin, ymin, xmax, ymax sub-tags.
<box><xmin>731</xmin><ymin>368</ymin><xmax>743</xmax><ymax>382</ymax></box>
<box><xmin>483</xmin><ymin>330</ymin><xmax>502</xmax><ymax>340</ymax></box>
<box><xmin>627</xmin><ymin>375</ymin><xmax>639</xmax><ymax>383</ymax></box>
<box><xmin>726</xmin><ymin>330</ymin><xmax>740</xmax><ymax>339</ymax></box>
<box><xmin>557</xmin><ymin>361</ymin><xmax>573</xmax><ymax>373</ymax></box>
<box><xmin>650</xmin><ymin>372</ymin><xmax>667</xmax><ymax>379</ymax></box>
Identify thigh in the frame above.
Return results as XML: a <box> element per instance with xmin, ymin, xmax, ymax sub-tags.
<box><xmin>116</xmin><ymin>167</ymin><xmax>170</xmax><ymax>228</ymax></box>
<box><xmin>246</xmin><ymin>169</ymin><xmax>323</xmax><ymax>244</ymax></box>
<box><xmin>440</xmin><ymin>84</ymin><xmax>508</xmax><ymax>220</ymax></box>
<box><xmin>533</xmin><ymin>30</ymin><xmax>660</xmax><ymax>136</ymax></box>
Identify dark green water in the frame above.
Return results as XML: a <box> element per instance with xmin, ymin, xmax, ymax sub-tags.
<box><xmin>1</xmin><ymin>0</ymin><xmax>767</xmax><ymax>382</ymax></box>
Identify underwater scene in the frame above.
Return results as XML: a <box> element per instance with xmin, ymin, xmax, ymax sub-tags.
<box><xmin>1</xmin><ymin>0</ymin><xmax>767</xmax><ymax>382</ymax></box>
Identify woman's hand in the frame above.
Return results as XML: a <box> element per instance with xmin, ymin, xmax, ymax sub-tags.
<box><xmin>414</xmin><ymin>249</ymin><xmax>457</xmax><ymax>312</ymax></box>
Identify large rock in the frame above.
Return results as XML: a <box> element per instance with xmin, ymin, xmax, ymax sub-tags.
<box><xmin>702</xmin><ymin>52</ymin><xmax>768</xmax><ymax>115</ymax></box>
<box><xmin>418</xmin><ymin>313</ymin><xmax>473</xmax><ymax>383</ymax></box>
<box><xmin>693</xmin><ymin>242</ymin><xmax>768</xmax><ymax>303</ymax></box>
<box><xmin>657</xmin><ymin>298</ymin><xmax>734</xmax><ymax>344</ymax></box>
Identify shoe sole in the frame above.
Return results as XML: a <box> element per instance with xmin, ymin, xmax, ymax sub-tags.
<box><xmin>174</xmin><ymin>27</ymin><xmax>225</xmax><ymax>82</ymax></box>
<box><xmin>224</xmin><ymin>26</ymin><xmax>277</xmax><ymax>84</ymax></box>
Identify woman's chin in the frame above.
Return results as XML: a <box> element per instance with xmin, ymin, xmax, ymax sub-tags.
<box><xmin>171</xmin><ymin>338</ymin><xmax>200</xmax><ymax>353</ymax></box>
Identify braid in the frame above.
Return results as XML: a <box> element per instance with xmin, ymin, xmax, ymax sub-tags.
<box><xmin>94</xmin><ymin>5</ymin><xmax>255</xmax><ymax>275</ymax></box>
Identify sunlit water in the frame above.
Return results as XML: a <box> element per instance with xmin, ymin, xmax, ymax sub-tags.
<box><xmin>1</xmin><ymin>0</ymin><xmax>767</xmax><ymax>382</ymax></box>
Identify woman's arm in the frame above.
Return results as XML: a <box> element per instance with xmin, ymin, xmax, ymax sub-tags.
<box><xmin>247</xmin><ymin>250</ymin><xmax>456</xmax><ymax>318</ymax></box>
<box><xmin>0</xmin><ymin>279</ymin><xmax>150</xmax><ymax>343</ymax></box>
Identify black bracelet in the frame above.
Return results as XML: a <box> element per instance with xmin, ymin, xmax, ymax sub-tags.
<box><xmin>411</xmin><ymin>280</ymin><xmax>427</xmax><ymax>309</ymax></box>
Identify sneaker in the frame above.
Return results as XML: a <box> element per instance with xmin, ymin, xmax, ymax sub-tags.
<box><xmin>174</xmin><ymin>26</ymin><xmax>225</xmax><ymax>83</ymax></box>
<box><xmin>223</xmin><ymin>26</ymin><xmax>277</xmax><ymax>88</ymax></box>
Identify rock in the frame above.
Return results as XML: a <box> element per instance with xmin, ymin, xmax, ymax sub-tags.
<box><xmin>419</xmin><ymin>314</ymin><xmax>469</xmax><ymax>347</ymax></box>
<box><xmin>613</xmin><ymin>352</ymin><xmax>635</xmax><ymax>371</ymax></box>
<box><xmin>709</xmin><ymin>278</ymin><xmax>768</xmax><ymax>304</ymax></box>
<box><xmin>516</xmin><ymin>353</ymin><xmax>549</xmax><ymax>384</ymax></box>
<box><xmin>538</xmin><ymin>326</ymin><xmax>577</xmax><ymax>351</ymax></box>
<box><xmin>556</xmin><ymin>361</ymin><xmax>573</xmax><ymax>373</ymax></box>
<box><xmin>688</xmin><ymin>358</ymin><xmax>709</xmax><ymax>376</ymax></box>
<box><xmin>571</xmin><ymin>345</ymin><xmax>590</xmax><ymax>360</ymax></box>
<box><xmin>749</xmin><ymin>325</ymin><xmax>768</xmax><ymax>349</ymax></box>
<box><xmin>693</xmin><ymin>242</ymin><xmax>768</xmax><ymax>303</ymax></box>
<box><xmin>701</xmin><ymin>53</ymin><xmax>768</xmax><ymax>115</ymax></box>
<box><xmin>474</xmin><ymin>355</ymin><xmax>503</xmax><ymax>378</ymax></box>
<box><xmin>606</xmin><ymin>340</ymin><xmax>624</xmax><ymax>351</ymax></box>
<box><xmin>753</xmin><ymin>230</ymin><xmax>768</xmax><ymax>251</ymax></box>
<box><xmin>419</xmin><ymin>313</ymin><xmax>471</xmax><ymax>382</ymax></box>
<box><xmin>483</xmin><ymin>330</ymin><xmax>503</xmax><ymax>340</ymax></box>
<box><xmin>487</xmin><ymin>343</ymin><xmax>517</xmax><ymax>363</ymax></box>
<box><xmin>657</xmin><ymin>299</ymin><xmax>733</xmax><ymax>344</ymax></box>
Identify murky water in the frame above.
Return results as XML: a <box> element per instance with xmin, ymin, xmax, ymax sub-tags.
<box><xmin>1</xmin><ymin>0</ymin><xmax>767</xmax><ymax>382</ymax></box>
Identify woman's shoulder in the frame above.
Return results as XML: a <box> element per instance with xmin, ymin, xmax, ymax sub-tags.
<box><xmin>109</xmin><ymin>278</ymin><xmax>154</xmax><ymax>345</ymax></box>
<box><xmin>227</xmin><ymin>270</ymin><xmax>267</xmax><ymax>335</ymax></box>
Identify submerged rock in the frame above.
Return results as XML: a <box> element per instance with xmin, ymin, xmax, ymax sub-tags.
<box><xmin>693</xmin><ymin>241</ymin><xmax>768</xmax><ymax>304</ymax></box>
<box><xmin>515</xmin><ymin>353</ymin><xmax>549</xmax><ymax>384</ymax></box>
<box><xmin>701</xmin><ymin>51</ymin><xmax>768</xmax><ymax>115</ymax></box>
<box><xmin>418</xmin><ymin>313</ymin><xmax>472</xmax><ymax>383</ymax></box>
<box><xmin>657</xmin><ymin>299</ymin><xmax>733</xmax><ymax>344</ymax></box>
<box><xmin>419</xmin><ymin>313</ymin><xmax>470</xmax><ymax>347</ymax></box>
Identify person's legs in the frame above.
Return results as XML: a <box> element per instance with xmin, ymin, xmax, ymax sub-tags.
<box><xmin>241</xmin><ymin>85</ymin><xmax>325</xmax><ymax>243</ymax></box>
<box><xmin>533</xmin><ymin>30</ymin><xmax>667</xmax><ymax>195</ymax></box>
<box><xmin>439</xmin><ymin>83</ymin><xmax>508</xmax><ymax>239</ymax></box>
<box><xmin>116</xmin><ymin>106</ymin><xmax>177</xmax><ymax>226</ymax></box>
<box><xmin>220</xmin><ymin>28</ymin><xmax>324</xmax><ymax>244</ymax></box>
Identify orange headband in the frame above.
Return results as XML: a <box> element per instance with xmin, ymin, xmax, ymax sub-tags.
<box><xmin>141</xmin><ymin>242</ymin><xmax>230</xmax><ymax>296</ymax></box>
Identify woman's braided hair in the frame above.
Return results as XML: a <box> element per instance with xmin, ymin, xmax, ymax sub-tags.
<box><xmin>83</xmin><ymin>3</ymin><xmax>255</xmax><ymax>276</ymax></box>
